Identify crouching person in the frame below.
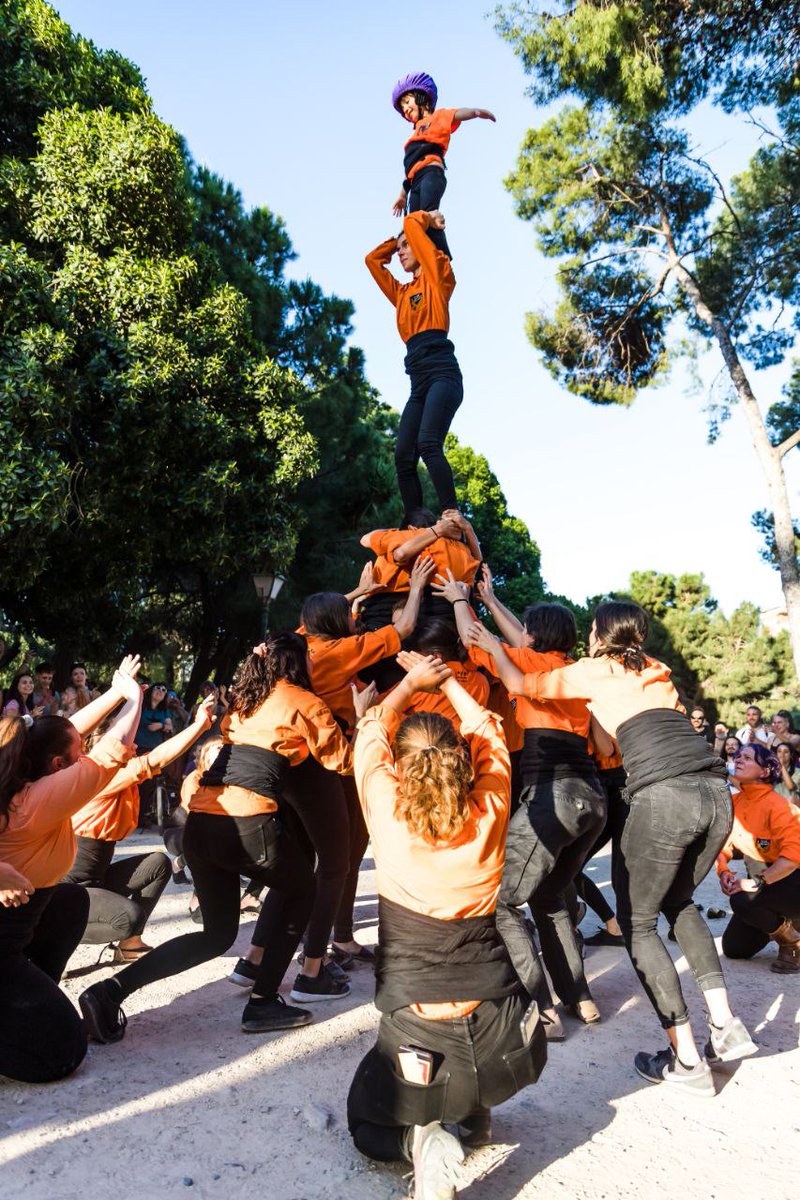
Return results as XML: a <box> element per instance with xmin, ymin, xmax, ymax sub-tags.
<box><xmin>347</xmin><ymin>652</ymin><xmax>546</xmax><ymax>1199</ymax></box>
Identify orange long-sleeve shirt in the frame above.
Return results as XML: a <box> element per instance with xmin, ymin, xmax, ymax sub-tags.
<box><xmin>306</xmin><ymin>626</ymin><xmax>402</xmax><ymax>729</ymax></box>
<box><xmin>70</xmin><ymin>751</ymin><xmax>161</xmax><ymax>842</ymax></box>
<box><xmin>521</xmin><ymin>654</ymin><xmax>683</xmax><ymax>739</ymax></box>
<box><xmin>405</xmin><ymin>661</ymin><xmax>490</xmax><ymax>725</ymax></box>
<box><xmin>364</xmin><ymin>527</ymin><xmax>479</xmax><ymax>593</ymax></box>
<box><xmin>0</xmin><ymin>736</ymin><xmax>134</xmax><ymax>887</ymax></box>
<box><xmin>716</xmin><ymin>782</ymin><xmax>800</xmax><ymax>874</ymax></box>
<box><xmin>470</xmin><ymin>643</ymin><xmax>591</xmax><ymax>737</ymax></box>
<box><xmin>365</xmin><ymin>211</ymin><xmax>455</xmax><ymax>343</ymax></box>
<box><xmin>190</xmin><ymin>680</ymin><xmax>352</xmax><ymax>817</ymax></box>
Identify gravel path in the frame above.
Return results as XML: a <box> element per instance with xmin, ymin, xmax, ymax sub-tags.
<box><xmin>1</xmin><ymin>836</ymin><xmax>797</xmax><ymax>1200</ymax></box>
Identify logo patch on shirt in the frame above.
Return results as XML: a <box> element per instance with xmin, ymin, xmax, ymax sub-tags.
<box><xmin>755</xmin><ymin>838</ymin><xmax>771</xmax><ymax>852</ymax></box>
<box><xmin>409</xmin><ymin>292</ymin><xmax>423</xmax><ymax>309</ymax></box>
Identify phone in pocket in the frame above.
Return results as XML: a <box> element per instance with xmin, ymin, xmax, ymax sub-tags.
<box><xmin>397</xmin><ymin>1045</ymin><xmax>435</xmax><ymax>1085</ymax></box>
<box><xmin>520</xmin><ymin>999</ymin><xmax>540</xmax><ymax>1046</ymax></box>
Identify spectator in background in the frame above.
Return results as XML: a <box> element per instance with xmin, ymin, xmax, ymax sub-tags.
<box><xmin>736</xmin><ymin>705</ymin><xmax>775</xmax><ymax>747</ymax></box>
<box><xmin>774</xmin><ymin>742</ymin><xmax>799</xmax><ymax>804</ymax></box>
<box><xmin>58</xmin><ymin>687</ymin><xmax>79</xmax><ymax>719</ymax></box>
<box><xmin>136</xmin><ymin>684</ymin><xmax>173</xmax><ymax>753</ymax></box>
<box><xmin>689</xmin><ymin>707</ymin><xmax>715</xmax><ymax>745</ymax></box>
<box><xmin>191</xmin><ymin>682</ymin><xmax>228</xmax><ymax>736</ymax></box>
<box><xmin>2</xmin><ymin>673</ymin><xmax>43</xmax><ymax>723</ymax></box>
<box><xmin>32</xmin><ymin>663</ymin><xmax>60</xmax><ymax>716</ymax></box>
<box><xmin>711</xmin><ymin>721</ymin><xmax>729</xmax><ymax>756</ymax></box>
<box><xmin>771</xmin><ymin>711</ymin><xmax>800</xmax><ymax>753</ymax></box>
<box><xmin>69</xmin><ymin>662</ymin><xmax>97</xmax><ymax>712</ymax></box>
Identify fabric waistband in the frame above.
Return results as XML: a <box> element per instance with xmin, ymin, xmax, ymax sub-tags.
<box><xmin>404</xmin><ymin>329</ymin><xmax>460</xmax><ymax>377</ymax></box>
<box><xmin>200</xmin><ymin>743</ymin><xmax>287</xmax><ymax>802</ymax></box>
<box><xmin>403</xmin><ymin>140</ymin><xmax>445</xmax><ymax>179</ymax></box>
<box><xmin>520</xmin><ymin>727</ymin><xmax>597</xmax><ymax>783</ymax></box>
<box><xmin>616</xmin><ymin>708</ymin><xmax>726</xmax><ymax>796</ymax></box>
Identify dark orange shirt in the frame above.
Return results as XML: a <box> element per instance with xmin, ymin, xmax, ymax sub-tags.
<box><xmin>0</xmin><ymin>736</ymin><xmax>134</xmax><ymax>887</ymax></box>
<box><xmin>364</xmin><ymin>527</ymin><xmax>479</xmax><ymax>593</ymax></box>
<box><xmin>305</xmin><ymin>627</ymin><xmax>402</xmax><ymax>729</ymax></box>
<box><xmin>365</xmin><ymin>211</ymin><xmax>455</xmax><ymax>343</ymax></box>
<box><xmin>405</xmin><ymin>661</ymin><xmax>490</xmax><ymax>725</ymax></box>
<box><xmin>485</xmin><ymin>678</ymin><xmax>525</xmax><ymax>754</ymax></box>
<box><xmin>190</xmin><ymin>680</ymin><xmax>352</xmax><ymax>817</ymax></box>
<box><xmin>70</xmin><ymin>751</ymin><xmax>161</xmax><ymax>842</ymax></box>
<box><xmin>404</xmin><ymin>107</ymin><xmax>461</xmax><ymax>181</ymax></box>
<box><xmin>469</xmin><ymin>643</ymin><xmax>590</xmax><ymax>737</ymax></box>
<box><xmin>717</xmin><ymin>782</ymin><xmax>800</xmax><ymax>874</ymax></box>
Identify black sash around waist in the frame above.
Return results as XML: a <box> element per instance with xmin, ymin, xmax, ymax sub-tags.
<box><xmin>520</xmin><ymin>727</ymin><xmax>598</xmax><ymax>785</ymax></box>
<box><xmin>200</xmin><ymin>743</ymin><xmax>288</xmax><ymax>801</ymax></box>
<box><xmin>616</xmin><ymin>708</ymin><xmax>727</xmax><ymax>797</ymax></box>
<box><xmin>403</xmin><ymin>139</ymin><xmax>445</xmax><ymax>180</ymax></box>
<box><xmin>404</xmin><ymin>329</ymin><xmax>461</xmax><ymax>378</ymax></box>
<box><xmin>375</xmin><ymin>895</ymin><xmax>518</xmax><ymax>1014</ymax></box>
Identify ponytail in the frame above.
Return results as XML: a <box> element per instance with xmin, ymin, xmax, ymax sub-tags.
<box><xmin>592</xmin><ymin>600</ymin><xmax>649</xmax><ymax>673</ymax></box>
<box><xmin>394</xmin><ymin>713</ymin><xmax>473</xmax><ymax>842</ymax></box>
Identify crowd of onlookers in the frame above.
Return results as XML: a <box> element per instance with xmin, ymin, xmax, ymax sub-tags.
<box><xmin>688</xmin><ymin>703</ymin><xmax>800</xmax><ymax>802</ymax></box>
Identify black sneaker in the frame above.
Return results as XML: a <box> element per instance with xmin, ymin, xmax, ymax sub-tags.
<box><xmin>704</xmin><ymin>1016</ymin><xmax>758</xmax><ymax>1065</ymax></box>
<box><xmin>289</xmin><ymin>963</ymin><xmax>351</xmax><ymax>1003</ymax></box>
<box><xmin>228</xmin><ymin>958</ymin><xmax>260</xmax><ymax>989</ymax></box>
<box><xmin>295</xmin><ymin>952</ymin><xmax>350</xmax><ymax>983</ymax></box>
<box><xmin>457</xmin><ymin>1107</ymin><xmax>492</xmax><ymax>1148</ymax></box>
<box><xmin>634</xmin><ymin>1047</ymin><xmax>714</xmax><ymax>1097</ymax></box>
<box><xmin>241</xmin><ymin>994</ymin><xmax>312</xmax><ymax>1033</ymax></box>
<box><xmin>79</xmin><ymin>979</ymin><xmax>127</xmax><ymax>1044</ymax></box>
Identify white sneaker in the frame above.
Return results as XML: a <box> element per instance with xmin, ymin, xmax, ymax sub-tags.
<box><xmin>411</xmin><ymin>1122</ymin><xmax>465</xmax><ymax>1199</ymax></box>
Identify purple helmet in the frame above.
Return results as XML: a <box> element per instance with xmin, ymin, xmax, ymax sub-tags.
<box><xmin>392</xmin><ymin>72</ymin><xmax>438</xmax><ymax>114</ymax></box>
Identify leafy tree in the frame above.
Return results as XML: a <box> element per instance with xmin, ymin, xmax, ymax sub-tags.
<box><xmin>496</xmin><ymin>0</ymin><xmax>800</xmax><ymax>679</ymax></box>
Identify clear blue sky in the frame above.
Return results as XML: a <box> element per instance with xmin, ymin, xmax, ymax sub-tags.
<box><xmin>54</xmin><ymin>0</ymin><xmax>798</xmax><ymax>615</ymax></box>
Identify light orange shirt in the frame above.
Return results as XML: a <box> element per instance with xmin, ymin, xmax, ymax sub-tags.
<box><xmin>364</xmin><ymin>527</ymin><xmax>479</xmax><ymax>593</ymax></box>
<box><xmin>470</xmin><ymin>643</ymin><xmax>590</xmax><ymax>737</ymax></box>
<box><xmin>0</xmin><ymin>736</ymin><xmax>134</xmax><ymax>887</ymax></box>
<box><xmin>405</xmin><ymin>661</ymin><xmax>490</xmax><ymax>726</ymax></box>
<box><xmin>306</xmin><ymin>627</ymin><xmax>402</xmax><ymax>729</ymax></box>
<box><xmin>365</xmin><ymin>211</ymin><xmax>455</xmax><ymax>343</ymax></box>
<box><xmin>355</xmin><ymin>702</ymin><xmax>511</xmax><ymax>1019</ymax></box>
<box><xmin>521</xmin><ymin>654</ymin><xmax>684</xmax><ymax>739</ymax></box>
<box><xmin>717</xmin><ymin>782</ymin><xmax>800</xmax><ymax>874</ymax></box>
<box><xmin>190</xmin><ymin>680</ymin><xmax>352</xmax><ymax>817</ymax></box>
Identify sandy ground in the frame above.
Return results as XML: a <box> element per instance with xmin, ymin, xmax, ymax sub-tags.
<box><xmin>1</xmin><ymin>836</ymin><xmax>798</xmax><ymax>1200</ymax></box>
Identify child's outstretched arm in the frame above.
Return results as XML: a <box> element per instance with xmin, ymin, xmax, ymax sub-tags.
<box><xmin>454</xmin><ymin>107</ymin><xmax>496</xmax><ymax>123</ymax></box>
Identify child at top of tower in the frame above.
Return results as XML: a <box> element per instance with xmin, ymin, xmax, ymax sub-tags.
<box><xmin>390</xmin><ymin>72</ymin><xmax>495</xmax><ymax>256</ymax></box>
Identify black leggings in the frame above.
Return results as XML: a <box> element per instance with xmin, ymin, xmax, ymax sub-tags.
<box><xmin>252</xmin><ymin>757</ymin><xmax>349</xmax><ymax>960</ymax></box>
<box><xmin>65</xmin><ymin>837</ymin><xmax>171</xmax><ymax>943</ymax></box>
<box><xmin>722</xmin><ymin>873</ymin><xmax>800</xmax><ymax>959</ymax></box>
<box><xmin>0</xmin><ymin>884</ymin><xmax>89</xmax><ymax>1082</ymax></box>
<box><xmin>164</xmin><ymin>808</ymin><xmax>262</xmax><ymax>901</ymax></box>
<box><xmin>407</xmin><ymin>165</ymin><xmax>450</xmax><ymax>257</ymax></box>
<box><xmin>395</xmin><ymin>370</ymin><xmax>462</xmax><ymax>517</ymax></box>
<box><xmin>334</xmin><ymin>774</ymin><xmax>370</xmax><ymax>944</ymax></box>
<box><xmin>111</xmin><ymin>810</ymin><xmax>315</xmax><ymax>1001</ymax></box>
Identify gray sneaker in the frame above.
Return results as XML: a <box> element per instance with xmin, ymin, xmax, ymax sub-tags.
<box><xmin>411</xmin><ymin>1122</ymin><xmax>465</xmax><ymax>1199</ymax></box>
<box><xmin>705</xmin><ymin>1016</ymin><xmax>758</xmax><ymax>1064</ymax></box>
<box><xmin>634</xmin><ymin>1048</ymin><xmax>715</xmax><ymax>1097</ymax></box>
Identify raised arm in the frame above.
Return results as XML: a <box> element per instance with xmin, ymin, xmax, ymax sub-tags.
<box><xmin>139</xmin><ymin>695</ymin><xmax>214</xmax><ymax>771</ymax></box>
<box><xmin>365</xmin><ymin>236</ymin><xmax>401</xmax><ymax>306</ymax></box>
<box><xmin>69</xmin><ymin>654</ymin><xmax>141</xmax><ymax>736</ymax></box>
<box><xmin>475</xmin><ymin>564</ymin><xmax>524</xmax><ymax>647</ymax></box>
<box><xmin>464</xmin><ymin>623</ymin><xmax>526</xmax><ymax>695</ymax></box>
<box><xmin>393</xmin><ymin>555</ymin><xmax>437</xmax><ymax>640</ymax></box>
<box><xmin>402</xmin><ymin>210</ymin><xmax>451</xmax><ymax>285</ymax></box>
<box><xmin>453</xmin><ymin>107</ymin><xmax>496</xmax><ymax>123</ymax></box>
<box><xmin>393</xmin><ymin>517</ymin><xmax>460</xmax><ymax>566</ymax></box>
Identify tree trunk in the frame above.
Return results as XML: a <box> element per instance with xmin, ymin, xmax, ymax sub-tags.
<box><xmin>669</xmin><ymin>255</ymin><xmax>800</xmax><ymax>680</ymax></box>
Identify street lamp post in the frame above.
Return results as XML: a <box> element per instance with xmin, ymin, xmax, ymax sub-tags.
<box><xmin>252</xmin><ymin>570</ymin><xmax>286</xmax><ymax>638</ymax></box>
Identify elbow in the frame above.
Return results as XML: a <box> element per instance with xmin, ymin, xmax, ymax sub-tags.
<box><xmin>359</xmin><ymin>535</ymin><xmax>372</xmax><ymax>549</ymax></box>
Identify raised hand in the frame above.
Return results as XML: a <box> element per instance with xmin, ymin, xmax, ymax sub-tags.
<box><xmin>409</xmin><ymin>555</ymin><xmax>437</xmax><ymax>591</ymax></box>
<box><xmin>465</xmin><ymin>621</ymin><xmax>501</xmax><ymax>655</ymax></box>
<box><xmin>431</xmin><ymin>568</ymin><xmax>469</xmax><ymax>605</ymax></box>
<box><xmin>112</xmin><ymin>657</ymin><xmax>143</xmax><ymax>702</ymax></box>
<box><xmin>397</xmin><ymin>650</ymin><xmax>453</xmax><ymax>693</ymax></box>
<box><xmin>476</xmin><ymin>563</ymin><xmax>495</xmax><ymax>604</ymax></box>
<box><xmin>427</xmin><ymin>209</ymin><xmax>446</xmax><ymax>230</ymax></box>
<box><xmin>351</xmin><ymin>681</ymin><xmax>378</xmax><ymax>721</ymax></box>
<box><xmin>392</xmin><ymin>191</ymin><xmax>407</xmax><ymax>218</ymax></box>
<box><xmin>196</xmin><ymin>693</ymin><xmax>217</xmax><ymax>724</ymax></box>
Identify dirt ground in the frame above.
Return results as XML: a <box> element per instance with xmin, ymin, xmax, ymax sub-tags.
<box><xmin>1</xmin><ymin>836</ymin><xmax>797</xmax><ymax>1200</ymax></box>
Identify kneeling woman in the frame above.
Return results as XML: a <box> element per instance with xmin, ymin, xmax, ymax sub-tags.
<box><xmin>79</xmin><ymin>634</ymin><xmax>351</xmax><ymax>1042</ymax></box>
<box><xmin>718</xmin><ymin>743</ymin><xmax>800</xmax><ymax>974</ymax></box>
<box><xmin>348</xmin><ymin>653</ymin><xmax>545</xmax><ymax>1200</ymax></box>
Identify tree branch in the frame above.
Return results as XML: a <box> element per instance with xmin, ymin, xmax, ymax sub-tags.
<box><xmin>776</xmin><ymin>428</ymin><xmax>800</xmax><ymax>459</ymax></box>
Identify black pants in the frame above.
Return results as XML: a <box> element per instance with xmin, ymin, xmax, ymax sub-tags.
<box><xmin>251</xmin><ymin>757</ymin><xmax>349</xmax><ymax>959</ymax></box>
<box><xmin>614</xmin><ymin>773</ymin><xmax>732</xmax><ymax>1028</ymax></box>
<box><xmin>111</xmin><ymin>810</ymin><xmax>315</xmax><ymax>1001</ymax></box>
<box><xmin>65</xmin><ymin>836</ymin><xmax>171</xmax><ymax>943</ymax></box>
<box><xmin>0</xmin><ymin>884</ymin><xmax>89</xmax><ymax>1082</ymax></box>
<box><xmin>407</xmin><ymin>165</ymin><xmax>450</xmax><ymax>257</ymax></box>
<box><xmin>396</xmin><ymin>368</ymin><xmax>462</xmax><ymax>517</ymax></box>
<box><xmin>570</xmin><ymin>769</ymin><xmax>629</xmax><ymax>925</ymax></box>
<box><xmin>496</xmin><ymin>774</ymin><xmax>606</xmax><ymax>1008</ymax></box>
<box><xmin>722</xmin><ymin>874</ymin><xmax>800</xmax><ymax>959</ymax></box>
<box><xmin>348</xmin><ymin>989</ymin><xmax>545</xmax><ymax>1161</ymax></box>
<box><xmin>164</xmin><ymin>807</ymin><xmax>262</xmax><ymax>900</ymax></box>
<box><xmin>333</xmin><ymin>774</ymin><xmax>370</xmax><ymax>944</ymax></box>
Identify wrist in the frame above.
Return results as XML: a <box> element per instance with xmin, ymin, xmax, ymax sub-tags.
<box><xmin>453</xmin><ymin>598</ymin><xmax>469</xmax><ymax>606</ymax></box>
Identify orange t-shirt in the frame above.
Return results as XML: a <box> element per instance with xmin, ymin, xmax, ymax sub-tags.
<box><xmin>469</xmin><ymin>643</ymin><xmax>590</xmax><ymax>737</ymax></box>
<box><xmin>717</xmin><ymin>782</ymin><xmax>800</xmax><ymax>874</ymax></box>
<box><xmin>405</xmin><ymin>661</ymin><xmax>490</xmax><ymax>726</ymax></box>
<box><xmin>0</xmin><ymin>736</ymin><xmax>134</xmax><ymax>887</ymax></box>
<box><xmin>354</xmin><ymin>703</ymin><xmax>511</xmax><ymax>1018</ymax></box>
<box><xmin>305</xmin><ymin>626</ymin><xmax>402</xmax><ymax>729</ymax></box>
<box><xmin>189</xmin><ymin>680</ymin><xmax>351</xmax><ymax>817</ymax></box>
<box><xmin>521</xmin><ymin>654</ymin><xmax>683</xmax><ymax>738</ymax></box>
<box><xmin>365</xmin><ymin>212</ymin><xmax>455</xmax><ymax>343</ymax></box>
<box><xmin>485</xmin><ymin>678</ymin><xmax>525</xmax><ymax>754</ymax></box>
<box><xmin>404</xmin><ymin>107</ymin><xmax>461</xmax><ymax>181</ymax></box>
<box><xmin>364</xmin><ymin>528</ymin><xmax>479</xmax><ymax>592</ymax></box>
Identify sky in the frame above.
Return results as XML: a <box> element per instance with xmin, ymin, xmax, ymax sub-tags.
<box><xmin>53</xmin><ymin>0</ymin><xmax>798</xmax><ymax>615</ymax></box>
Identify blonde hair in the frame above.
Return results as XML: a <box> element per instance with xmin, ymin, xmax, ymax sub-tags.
<box><xmin>393</xmin><ymin>713</ymin><xmax>473</xmax><ymax>843</ymax></box>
